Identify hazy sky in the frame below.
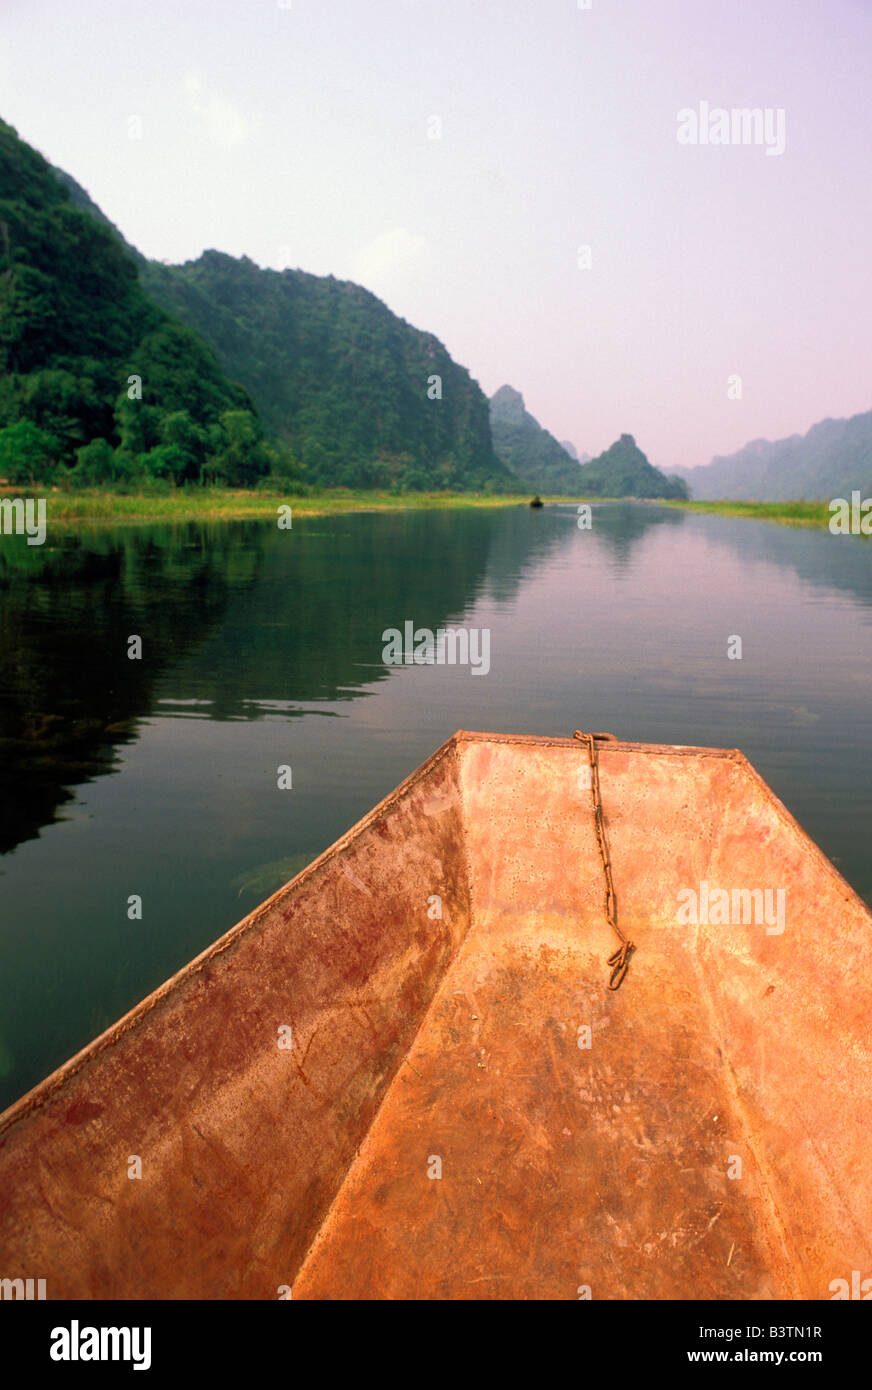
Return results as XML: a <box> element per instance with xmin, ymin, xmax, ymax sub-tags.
<box><xmin>2</xmin><ymin>0</ymin><xmax>870</xmax><ymax>470</ymax></box>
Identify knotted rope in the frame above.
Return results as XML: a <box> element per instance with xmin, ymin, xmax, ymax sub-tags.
<box><xmin>573</xmin><ymin>730</ymin><xmax>636</xmax><ymax>990</ymax></box>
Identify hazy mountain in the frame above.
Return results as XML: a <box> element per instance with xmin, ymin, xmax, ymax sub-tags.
<box><xmin>558</xmin><ymin>440</ymin><xmax>592</xmax><ymax>464</ymax></box>
<box><xmin>579</xmin><ymin>434</ymin><xmax>688</xmax><ymax>499</ymax></box>
<box><xmin>677</xmin><ymin>410</ymin><xmax>872</xmax><ymax>500</ymax></box>
<box><xmin>489</xmin><ymin>385</ymin><xmax>583</xmax><ymax>493</ymax></box>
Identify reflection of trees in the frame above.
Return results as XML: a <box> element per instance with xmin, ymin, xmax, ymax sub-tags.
<box><xmin>0</xmin><ymin>503</ymin><xmax>701</xmax><ymax>857</ymax></box>
<box><xmin>169</xmin><ymin>508</ymin><xmax>578</xmax><ymax>716</ymax></box>
<box><xmin>0</xmin><ymin>524</ymin><xmax>262</xmax><ymax>853</ymax></box>
<box><xmin>477</xmin><ymin>506</ymin><xmax>577</xmax><ymax>604</ymax></box>
<box><xmin>0</xmin><ymin>511</ymin><xmax>538</xmax><ymax>851</ymax></box>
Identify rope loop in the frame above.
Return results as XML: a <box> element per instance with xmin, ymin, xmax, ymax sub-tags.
<box><xmin>606</xmin><ymin>940</ymin><xmax>635</xmax><ymax>991</ymax></box>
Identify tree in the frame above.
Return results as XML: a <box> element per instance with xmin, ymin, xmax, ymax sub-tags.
<box><xmin>138</xmin><ymin>443</ymin><xmax>189</xmax><ymax>486</ymax></box>
<box><xmin>0</xmin><ymin>419</ymin><xmax>61</xmax><ymax>483</ymax></box>
<box><xmin>158</xmin><ymin>410</ymin><xmax>206</xmax><ymax>481</ymax></box>
<box><xmin>204</xmin><ymin>410</ymin><xmax>272</xmax><ymax>486</ymax></box>
<box><xmin>74</xmin><ymin>437</ymin><xmax>115</xmax><ymax>484</ymax></box>
<box><xmin>22</xmin><ymin>367</ymin><xmax>110</xmax><ymax>455</ymax></box>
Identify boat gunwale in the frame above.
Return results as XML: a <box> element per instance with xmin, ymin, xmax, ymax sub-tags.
<box><xmin>0</xmin><ymin>730</ymin><xmax>460</xmax><ymax>1139</ymax></box>
<box><xmin>1</xmin><ymin>730</ymin><xmax>866</xmax><ymax>1140</ymax></box>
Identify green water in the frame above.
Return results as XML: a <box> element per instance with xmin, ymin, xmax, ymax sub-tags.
<box><xmin>1</xmin><ymin>502</ymin><xmax>870</xmax><ymax>1112</ymax></box>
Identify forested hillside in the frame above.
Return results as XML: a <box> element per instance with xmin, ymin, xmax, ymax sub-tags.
<box><xmin>0</xmin><ymin>117</ymin><xmax>521</xmax><ymax>493</ymax></box>
<box><xmin>489</xmin><ymin>385</ymin><xmax>584</xmax><ymax>493</ymax></box>
<box><xmin>142</xmin><ymin>252</ymin><xmax>515</xmax><ymax>491</ymax></box>
<box><xmin>0</xmin><ymin>118</ymin><xmax>283</xmax><ymax>487</ymax></box>
<box><xmin>579</xmin><ymin>435</ymin><xmax>688</xmax><ymax>499</ymax></box>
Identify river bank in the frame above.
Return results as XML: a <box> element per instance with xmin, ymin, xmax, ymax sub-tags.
<box><xmin>0</xmin><ymin>487</ymin><xmax>531</xmax><ymax>526</ymax></box>
<box><xmin>656</xmin><ymin>499</ymin><xmax>832</xmax><ymax>527</ymax></box>
<box><xmin>0</xmin><ymin>487</ymin><xmax>840</xmax><ymax>528</ymax></box>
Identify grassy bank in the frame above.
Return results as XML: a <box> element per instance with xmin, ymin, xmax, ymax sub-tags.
<box><xmin>656</xmin><ymin>499</ymin><xmax>832</xmax><ymax>527</ymax></box>
<box><xmin>0</xmin><ymin>488</ymin><xmax>843</xmax><ymax>528</ymax></box>
<box><xmin>0</xmin><ymin>486</ymin><xmax>532</xmax><ymax>525</ymax></box>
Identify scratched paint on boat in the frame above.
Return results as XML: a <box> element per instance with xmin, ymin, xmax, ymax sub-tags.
<box><xmin>0</xmin><ymin>732</ymin><xmax>868</xmax><ymax>1300</ymax></box>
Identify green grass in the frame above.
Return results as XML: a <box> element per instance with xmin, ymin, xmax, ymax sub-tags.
<box><xmin>0</xmin><ymin>486</ymin><xmax>533</xmax><ymax>525</ymax></box>
<box><xmin>655</xmin><ymin>499</ymin><xmax>832</xmax><ymax>527</ymax></box>
<box><xmin>0</xmin><ymin>487</ymin><xmax>844</xmax><ymax>529</ymax></box>
<box><xmin>520</xmin><ymin>494</ymin><xmax>835</xmax><ymax>527</ymax></box>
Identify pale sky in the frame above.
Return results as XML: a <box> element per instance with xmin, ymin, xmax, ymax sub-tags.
<box><xmin>1</xmin><ymin>0</ymin><xmax>870</xmax><ymax>470</ymax></box>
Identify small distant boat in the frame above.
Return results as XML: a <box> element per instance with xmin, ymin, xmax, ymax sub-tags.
<box><xmin>1</xmin><ymin>730</ymin><xmax>870</xmax><ymax>1300</ymax></box>
<box><xmin>529</xmin><ymin>494</ymin><xmax>544</xmax><ymax>508</ymax></box>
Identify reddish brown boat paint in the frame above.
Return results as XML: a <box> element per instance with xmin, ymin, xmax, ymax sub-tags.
<box><xmin>0</xmin><ymin>732</ymin><xmax>869</xmax><ymax>1300</ymax></box>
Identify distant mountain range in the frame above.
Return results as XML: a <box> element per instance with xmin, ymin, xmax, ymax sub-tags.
<box><xmin>678</xmin><ymin>410</ymin><xmax>872</xmax><ymax>500</ymax></box>
<box><xmin>488</xmin><ymin>389</ymin><xmax>685</xmax><ymax>499</ymax></box>
<box><xmin>489</xmin><ymin>386</ymin><xmax>585</xmax><ymax>493</ymax></box>
<box><xmin>560</xmin><ymin>440</ymin><xmax>592</xmax><ymax>464</ymax></box>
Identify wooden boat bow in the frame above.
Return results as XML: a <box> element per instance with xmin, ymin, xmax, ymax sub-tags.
<box><xmin>0</xmin><ymin>731</ymin><xmax>869</xmax><ymax>1300</ymax></box>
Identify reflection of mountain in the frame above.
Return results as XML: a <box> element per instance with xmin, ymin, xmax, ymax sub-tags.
<box><xmin>12</xmin><ymin>504</ymin><xmax>826</xmax><ymax>861</ymax></box>
<box><xmin>157</xmin><ymin>509</ymin><xmax>576</xmax><ymax>714</ymax></box>
<box><xmin>470</xmin><ymin>507</ymin><xmax>578</xmax><ymax>605</ymax></box>
<box><xmin>667</xmin><ymin>511</ymin><xmax>872</xmax><ymax>615</ymax></box>
<box><xmin>574</xmin><ymin>500</ymin><xmax>686</xmax><ymax>568</ymax></box>
<box><xmin>0</xmin><ymin>509</ymin><xmax>574</xmax><ymax>854</ymax></box>
<box><xmin>0</xmin><ymin>526</ymin><xmax>261</xmax><ymax>854</ymax></box>
<box><xmin>7</xmin><ymin>505</ymin><xmax>866</xmax><ymax>860</ymax></box>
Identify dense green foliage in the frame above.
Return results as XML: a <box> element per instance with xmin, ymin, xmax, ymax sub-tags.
<box><xmin>678</xmin><ymin>411</ymin><xmax>872</xmax><ymax>501</ymax></box>
<box><xmin>0</xmin><ymin>118</ymin><xmax>295</xmax><ymax>488</ymax></box>
<box><xmin>141</xmin><ymin>252</ymin><xmax>517</xmax><ymax>492</ymax></box>
<box><xmin>489</xmin><ymin>385</ymin><xmax>585</xmax><ymax>493</ymax></box>
<box><xmin>579</xmin><ymin>434</ymin><xmax>689</xmax><ymax>499</ymax></box>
